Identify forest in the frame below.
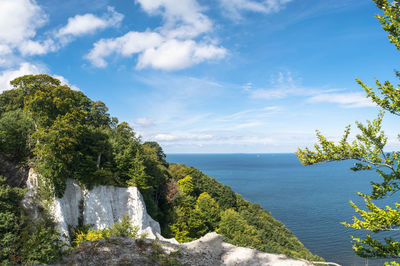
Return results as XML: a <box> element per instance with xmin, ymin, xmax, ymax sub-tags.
<box><xmin>0</xmin><ymin>74</ymin><xmax>321</xmax><ymax>264</ymax></box>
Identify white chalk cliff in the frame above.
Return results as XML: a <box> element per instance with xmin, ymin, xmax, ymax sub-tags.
<box><xmin>25</xmin><ymin>169</ymin><xmax>177</xmax><ymax>244</ymax></box>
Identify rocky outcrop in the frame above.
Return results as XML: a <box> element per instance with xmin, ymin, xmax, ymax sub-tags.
<box><xmin>24</xmin><ymin>169</ymin><xmax>177</xmax><ymax>244</ymax></box>
<box><xmin>54</xmin><ymin>232</ymin><xmax>314</xmax><ymax>266</ymax></box>
<box><xmin>0</xmin><ymin>154</ymin><xmax>29</xmax><ymax>187</ymax></box>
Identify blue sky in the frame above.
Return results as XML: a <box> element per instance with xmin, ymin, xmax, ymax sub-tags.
<box><xmin>0</xmin><ymin>0</ymin><xmax>399</xmax><ymax>153</ymax></box>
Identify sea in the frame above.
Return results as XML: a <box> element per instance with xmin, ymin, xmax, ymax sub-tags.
<box><xmin>166</xmin><ymin>153</ymin><xmax>400</xmax><ymax>266</ymax></box>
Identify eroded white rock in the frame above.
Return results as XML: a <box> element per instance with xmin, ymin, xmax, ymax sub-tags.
<box><xmin>51</xmin><ymin>179</ymin><xmax>82</xmax><ymax>240</ymax></box>
<box><xmin>82</xmin><ymin>184</ymin><xmax>161</xmax><ymax>239</ymax></box>
<box><xmin>25</xmin><ymin>169</ymin><xmax>174</xmax><ymax>243</ymax></box>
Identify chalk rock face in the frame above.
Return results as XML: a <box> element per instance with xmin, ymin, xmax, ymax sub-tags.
<box><xmin>82</xmin><ymin>184</ymin><xmax>161</xmax><ymax>239</ymax></box>
<box><xmin>50</xmin><ymin>179</ymin><xmax>83</xmax><ymax>240</ymax></box>
<box><xmin>21</xmin><ymin>168</ymin><xmax>41</xmax><ymax>219</ymax></box>
<box><xmin>25</xmin><ymin>169</ymin><xmax>175</xmax><ymax>243</ymax></box>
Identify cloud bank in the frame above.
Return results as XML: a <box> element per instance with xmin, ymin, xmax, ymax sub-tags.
<box><xmin>86</xmin><ymin>0</ymin><xmax>227</xmax><ymax>71</ymax></box>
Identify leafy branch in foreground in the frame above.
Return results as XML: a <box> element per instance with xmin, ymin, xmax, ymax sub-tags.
<box><xmin>297</xmin><ymin>112</ymin><xmax>400</xmax><ymax>260</ymax></box>
<box><xmin>374</xmin><ymin>0</ymin><xmax>400</xmax><ymax>50</ymax></box>
<box><xmin>297</xmin><ymin>2</ymin><xmax>400</xmax><ymax>262</ymax></box>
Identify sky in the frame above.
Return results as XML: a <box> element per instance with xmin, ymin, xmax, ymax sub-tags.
<box><xmin>0</xmin><ymin>0</ymin><xmax>399</xmax><ymax>153</ymax></box>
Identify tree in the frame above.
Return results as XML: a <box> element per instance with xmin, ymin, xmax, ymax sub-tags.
<box><xmin>195</xmin><ymin>192</ymin><xmax>220</xmax><ymax>230</ymax></box>
<box><xmin>33</xmin><ymin>109</ymin><xmax>86</xmax><ymax>198</ymax></box>
<box><xmin>177</xmin><ymin>175</ymin><xmax>195</xmax><ymax>196</ymax></box>
<box><xmin>218</xmin><ymin>209</ymin><xmax>263</xmax><ymax>249</ymax></box>
<box><xmin>0</xmin><ymin>109</ymin><xmax>34</xmax><ymax>162</ymax></box>
<box><xmin>297</xmin><ymin>1</ymin><xmax>400</xmax><ymax>263</ymax></box>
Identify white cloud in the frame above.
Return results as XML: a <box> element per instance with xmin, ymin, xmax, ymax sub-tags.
<box><xmin>0</xmin><ymin>2</ymin><xmax>123</xmax><ymax>58</ymax></box>
<box><xmin>249</xmin><ymin>88</ymin><xmax>293</xmax><ymax>99</ymax></box>
<box><xmin>0</xmin><ymin>63</ymin><xmax>80</xmax><ymax>92</ymax></box>
<box><xmin>154</xmin><ymin>133</ymin><xmax>213</xmax><ymax>142</ymax></box>
<box><xmin>137</xmin><ymin>39</ymin><xmax>226</xmax><ymax>70</ymax></box>
<box><xmin>18</xmin><ymin>39</ymin><xmax>58</xmax><ymax>56</ymax></box>
<box><xmin>247</xmin><ymin>72</ymin><xmax>317</xmax><ymax>99</ymax></box>
<box><xmin>134</xmin><ymin>117</ymin><xmax>155</xmax><ymax>127</ymax></box>
<box><xmin>235</xmin><ymin>122</ymin><xmax>263</xmax><ymax>129</ymax></box>
<box><xmin>0</xmin><ymin>44</ymin><xmax>12</xmax><ymax>56</ymax></box>
<box><xmin>53</xmin><ymin>75</ymin><xmax>80</xmax><ymax>91</ymax></box>
<box><xmin>246</xmin><ymin>72</ymin><xmax>375</xmax><ymax>108</ymax></box>
<box><xmin>0</xmin><ymin>62</ymin><xmax>44</xmax><ymax>92</ymax></box>
<box><xmin>87</xmin><ymin>0</ymin><xmax>226</xmax><ymax>70</ymax></box>
<box><xmin>220</xmin><ymin>0</ymin><xmax>293</xmax><ymax>19</ymax></box>
<box><xmin>57</xmin><ymin>7</ymin><xmax>123</xmax><ymax>39</ymax></box>
<box><xmin>0</xmin><ymin>0</ymin><xmax>47</xmax><ymax>45</ymax></box>
<box><xmin>135</xmin><ymin>0</ymin><xmax>212</xmax><ymax>39</ymax></box>
<box><xmin>217</xmin><ymin>106</ymin><xmax>279</xmax><ymax>122</ymax></box>
<box><xmin>0</xmin><ymin>0</ymin><xmax>49</xmax><ymax>58</ymax></box>
<box><xmin>149</xmin><ymin>131</ymin><xmax>278</xmax><ymax>149</ymax></box>
<box><xmin>154</xmin><ymin>134</ymin><xmax>178</xmax><ymax>141</ymax></box>
<box><xmin>307</xmin><ymin>92</ymin><xmax>376</xmax><ymax>108</ymax></box>
<box><xmin>86</xmin><ymin>31</ymin><xmax>164</xmax><ymax>67</ymax></box>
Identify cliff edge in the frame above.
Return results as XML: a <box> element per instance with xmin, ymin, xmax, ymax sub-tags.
<box><xmin>54</xmin><ymin>232</ymin><xmax>314</xmax><ymax>266</ymax></box>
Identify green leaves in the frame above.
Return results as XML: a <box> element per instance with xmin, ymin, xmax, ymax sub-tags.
<box><xmin>297</xmin><ymin>110</ymin><xmax>400</xmax><ymax>259</ymax></box>
<box><xmin>357</xmin><ymin>77</ymin><xmax>400</xmax><ymax>116</ymax></box>
<box><xmin>351</xmin><ymin>234</ymin><xmax>400</xmax><ymax>258</ymax></box>
<box><xmin>373</xmin><ymin>0</ymin><xmax>400</xmax><ymax>50</ymax></box>
<box><xmin>177</xmin><ymin>175</ymin><xmax>194</xmax><ymax>196</ymax></box>
<box><xmin>0</xmin><ymin>177</ymin><xmax>64</xmax><ymax>265</ymax></box>
<box><xmin>343</xmin><ymin>200</ymin><xmax>400</xmax><ymax>232</ymax></box>
<box><xmin>33</xmin><ymin>109</ymin><xmax>85</xmax><ymax>198</ymax></box>
<box><xmin>297</xmin><ymin>112</ymin><xmax>387</xmax><ymax>170</ymax></box>
<box><xmin>0</xmin><ymin>110</ymin><xmax>34</xmax><ymax>162</ymax></box>
<box><xmin>297</xmin><ymin>2</ymin><xmax>400</xmax><ymax>260</ymax></box>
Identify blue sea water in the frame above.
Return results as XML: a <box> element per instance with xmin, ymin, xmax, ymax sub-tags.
<box><xmin>166</xmin><ymin>153</ymin><xmax>400</xmax><ymax>266</ymax></box>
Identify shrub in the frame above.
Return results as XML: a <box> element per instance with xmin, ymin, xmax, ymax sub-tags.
<box><xmin>73</xmin><ymin>214</ymin><xmax>139</xmax><ymax>247</ymax></box>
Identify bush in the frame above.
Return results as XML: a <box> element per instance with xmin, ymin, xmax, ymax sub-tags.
<box><xmin>73</xmin><ymin>214</ymin><xmax>139</xmax><ymax>247</ymax></box>
<box><xmin>0</xmin><ymin>177</ymin><xmax>65</xmax><ymax>265</ymax></box>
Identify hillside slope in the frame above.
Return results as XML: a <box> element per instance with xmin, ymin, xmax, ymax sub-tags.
<box><xmin>0</xmin><ymin>74</ymin><xmax>322</xmax><ymax>264</ymax></box>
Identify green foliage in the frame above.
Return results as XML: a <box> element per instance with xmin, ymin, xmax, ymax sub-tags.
<box><xmin>343</xmin><ymin>200</ymin><xmax>400</xmax><ymax>232</ymax></box>
<box><xmin>148</xmin><ymin>241</ymin><xmax>183</xmax><ymax>266</ymax></box>
<box><xmin>73</xmin><ymin>214</ymin><xmax>139</xmax><ymax>247</ymax></box>
<box><xmin>139</xmin><ymin>141</ymin><xmax>170</xmax><ymax>223</ymax></box>
<box><xmin>374</xmin><ymin>0</ymin><xmax>400</xmax><ymax>50</ymax></box>
<box><xmin>19</xmin><ymin>218</ymin><xmax>65</xmax><ymax>265</ymax></box>
<box><xmin>297</xmin><ymin>1</ymin><xmax>400</xmax><ymax>261</ymax></box>
<box><xmin>297</xmin><ymin>111</ymin><xmax>400</xmax><ymax>260</ymax></box>
<box><xmin>0</xmin><ymin>74</ymin><xmax>171</xmax><ymax>205</ymax></box>
<box><xmin>34</xmin><ymin>109</ymin><xmax>85</xmax><ymax>198</ymax></box>
<box><xmin>195</xmin><ymin>192</ymin><xmax>220</xmax><ymax>229</ymax></box>
<box><xmin>126</xmin><ymin>152</ymin><xmax>149</xmax><ymax>189</ymax></box>
<box><xmin>0</xmin><ymin>177</ymin><xmax>64</xmax><ymax>265</ymax></box>
<box><xmin>386</xmin><ymin>261</ymin><xmax>400</xmax><ymax>266</ymax></box>
<box><xmin>0</xmin><ymin>177</ymin><xmax>26</xmax><ymax>263</ymax></box>
<box><xmin>169</xmin><ymin>193</ymin><xmax>208</xmax><ymax>242</ymax></box>
<box><xmin>177</xmin><ymin>175</ymin><xmax>194</xmax><ymax>195</ymax></box>
<box><xmin>218</xmin><ymin>208</ymin><xmax>263</xmax><ymax>249</ymax></box>
<box><xmin>170</xmin><ymin>164</ymin><xmax>237</xmax><ymax>210</ymax></box>
<box><xmin>236</xmin><ymin>197</ymin><xmax>321</xmax><ymax>260</ymax></box>
<box><xmin>110</xmin><ymin>122</ymin><xmax>141</xmax><ymax>183</ymax></box>
<box><xmin>0</xmin><ymin>109</ymin><xmax>34</xmax><ymax>162</ymax></box>
<box><xmin>166</xmin><ymin>163</ymin><xmax>322</xmax><ymax>261</ymax></box>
